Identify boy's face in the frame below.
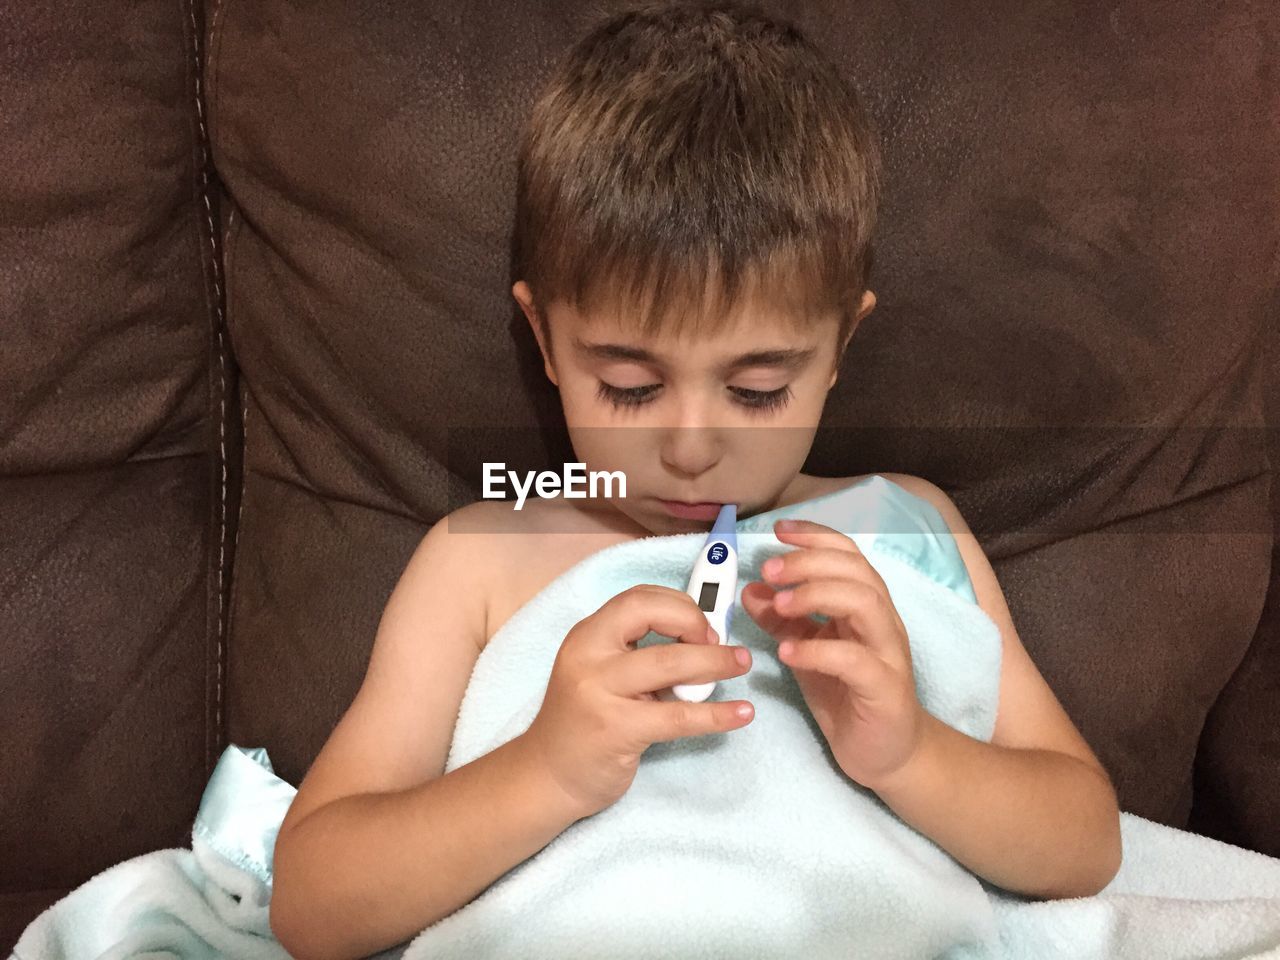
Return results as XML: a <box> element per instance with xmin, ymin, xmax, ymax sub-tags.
<box><xmin>512</xmin><ymin>281</ymin><xmax>876</xmax><ymax>534</ymax></box>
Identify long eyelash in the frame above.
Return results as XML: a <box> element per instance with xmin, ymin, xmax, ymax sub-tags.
<box><xmin>596</xmin><ymin>382</ymin><xmax>659</xmax><ymax>407</ymax></box>
<box><xmin>730</xmin><ymin>385</ymin><xmax>792</xmax><ymax>413</ymax></box>
<box><xmin>595</xmin><ymin>382</ymin><xmax>792</xmax><ymax>413</ymax></box>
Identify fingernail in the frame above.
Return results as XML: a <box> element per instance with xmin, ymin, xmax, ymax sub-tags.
<box><xmin>736</xmin><ymin>703</ymin><xmax>754</xmax><ymax>720</ymax></box>
<box><xmin>775</xmin><ymin>589</ymin><xmax>793</xmax><ymax>607</ymax></box>
<box><xmin>734</xmin><ymin>647</ymin><xmax>751</xmax><ymax>667</ymax></box>
<box><xmin>762</xmin><ymin>557</ymin><xmax>781</xmax><ymax>578</ymax></box>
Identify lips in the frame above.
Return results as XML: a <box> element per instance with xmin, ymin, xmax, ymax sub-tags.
<box><xmin>657</xmin><ymin>499</ymin><xmax>726</xmax><ymax>520</ymax></box>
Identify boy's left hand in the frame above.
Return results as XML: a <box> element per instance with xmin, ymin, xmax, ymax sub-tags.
<box><xmin>739</xmin><ymin>517</ymin><xmax>927</xmax><ymax>792</ymax></box>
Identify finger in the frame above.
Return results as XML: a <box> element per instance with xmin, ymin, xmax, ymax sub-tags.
<box><xmin>739</xmin><ymin>580</ymin><xmax>817</xmax><ymax>642</ymax></box>
<box><xmin>605</xmin><ymin>639</ymin><xmax>751</xmax><ymax>698</ymax></box>
<box><xmin>599</xmin><ymin>584</ymin><xmax>717</xmax><ymax>651</ymax></box>
<box><xmin>760</xmin><ymin>545</ymin><xmax>868</xmax><ymax>591</ymax></box>
<box><xmin>770</xmin><ymin>521</ymin><xmax>893</xmax><ymax>590</ymax></box>
<box><xmin>772</xmin><ymin>578</ymin><xmax>898</xmax><ymax>652</ymax></box>
<box><xmin>773</xmin><ymin>517</ymin><xmax>862</xmax><ymax>552</ymax></box>
<box><xmin>779</xmin><ymin>638</ymin><xmax>890</xmax><ymax>701</ymax></box>
<box><xmin>632</xmin><ymin>696</ymin><xmax>755</xmax><ymax>745</ymax></box>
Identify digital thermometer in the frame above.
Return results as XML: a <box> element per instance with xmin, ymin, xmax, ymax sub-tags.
<box><xmin>659</xmin><ymin>503</ymin><xmax>738</xmax><ymax>703</ymax></box>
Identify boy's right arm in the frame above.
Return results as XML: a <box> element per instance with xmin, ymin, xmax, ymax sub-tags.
<box><xmin>268</xmin><ymin>505</ymin><xmax>585</xmax><ymax>960</ymax></box>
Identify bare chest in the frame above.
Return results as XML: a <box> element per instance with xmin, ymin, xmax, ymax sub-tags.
<box><xmin>478</xmin><ymin>506</ymin><xmax>641</xmax><ymax>651</ymax></box>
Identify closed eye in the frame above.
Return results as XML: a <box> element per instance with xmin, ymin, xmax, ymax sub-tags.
<box><xmin>595</xmin><ymin>382</ymin><xmax>792</xmax><ymax>413</ymax></box>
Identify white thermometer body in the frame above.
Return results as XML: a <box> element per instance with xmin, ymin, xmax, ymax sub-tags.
<box><xmin>660</xmin><ymin>504</ymin><xmax>738</xmax><ymax>703</ymax></box>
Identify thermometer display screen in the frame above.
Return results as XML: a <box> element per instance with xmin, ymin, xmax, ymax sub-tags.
<box><xmin>697</xmin><ymin>581</ymin><xmax>719</xmax><ymax>612</ymax></box>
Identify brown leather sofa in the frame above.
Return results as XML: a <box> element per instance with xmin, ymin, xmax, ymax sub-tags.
<box><xmin>4</xmin><ymin>0</ymin><xmax>1277</xmax><ymax>950</ymax></box>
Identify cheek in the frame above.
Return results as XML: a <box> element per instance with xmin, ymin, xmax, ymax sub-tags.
<box><xmin>776</xmin><ymin>380</ymin><xmax>830</xmax><ymax>421</ymax></box>
<box><xmin>751</xmin><ymin>427</ymin><xmax>814</xmax><ymax>460</ymax></box>
<box><xmin>556</xmin><ymin>376</ymin><xmax>612</xmax><ymax>425</ymax></box>
<box><xmin>563</xmin><ymin>431</ymin><xmax>653</xmax><ymax>489</ymax></box>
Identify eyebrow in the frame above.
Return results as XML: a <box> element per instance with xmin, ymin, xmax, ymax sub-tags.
<box><xmin>573</xmin><ymin>338</ymin><xmax>818</xmax><ymax>371</ymax></box>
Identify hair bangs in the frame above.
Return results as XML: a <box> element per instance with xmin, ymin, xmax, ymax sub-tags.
<box><xmin>548</xmin><ymin>235</ymin><xmax>855</xmax><ymax>341</ymax></box>
<box><xmin>513</xmin><ymin>0</ymin><xmax>880</xmax><ymax>347</ymax></box>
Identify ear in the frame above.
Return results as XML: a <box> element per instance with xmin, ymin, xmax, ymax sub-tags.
<box><xmin>855</xmin><ymin>289</ymin><xmax>877</xmax><ymax>323</ymax></box>
<box><xmin>828</xmin><ymin>290</ymin><xmax>877</xmax><ymax>388</ymax></box>
<box><xmin>513</xmin><ymin>280</ymin><xmax>559</xmax><ymax>386</ymax></box>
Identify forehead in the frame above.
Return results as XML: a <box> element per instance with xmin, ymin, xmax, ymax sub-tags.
<box><xmin>549</xmin><ymin>300</ymin><xmax>830</xmax><ymax>375</ymax></box>
<box><xmin>548</xmin><ymin>295</ymin><xmax>830</xmax><ymax>349</ymax></box>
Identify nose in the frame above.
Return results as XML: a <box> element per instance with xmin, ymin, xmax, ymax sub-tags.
<box><xmin>658</xmin><ymin>402</ymin><xmax>725</xmax><ymax>479</ymax></box>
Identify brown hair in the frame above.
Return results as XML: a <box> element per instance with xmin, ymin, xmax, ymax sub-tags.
<box><xmin>512</xmin><ymin>0</ymin><xmax>882</xmax><ymax>350</ymax></box>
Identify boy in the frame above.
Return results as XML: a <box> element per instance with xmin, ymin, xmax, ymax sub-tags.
<box><xmin>270</xmin><ymin>3</ymin><xmax>1122</xmax><ymax>958</ymax></box>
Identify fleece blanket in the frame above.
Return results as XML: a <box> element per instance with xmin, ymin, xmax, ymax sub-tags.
<box><xmin>15</xmin><ymin>477</ymin><xmax>1280</xmax><ymax>959</ymax></box>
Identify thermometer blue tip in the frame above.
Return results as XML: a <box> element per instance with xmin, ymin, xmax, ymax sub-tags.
<box><xmin>709</xmin><ymin>503</ymin><xmax>737</xmax><ymax>552</ymax></box>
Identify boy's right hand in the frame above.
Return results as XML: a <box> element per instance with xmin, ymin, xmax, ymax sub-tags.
<box><xmin>518</xmin><ymin>584</ymin><xmax>754</xmax><ymax>821</ymax></box>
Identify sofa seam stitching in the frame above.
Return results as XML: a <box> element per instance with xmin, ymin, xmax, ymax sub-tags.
<box><xmin>188</xmin><ymin>0</ymin><xmax>228</xmax><ymax>772</ymax></box>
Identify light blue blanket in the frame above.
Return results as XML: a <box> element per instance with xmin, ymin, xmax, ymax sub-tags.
<box><xmin>16</xmin><ymin>477</ymin><xmax>1280</xmax><ymax>959</ymax></box>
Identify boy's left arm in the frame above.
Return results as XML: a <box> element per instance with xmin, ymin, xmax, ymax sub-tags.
<box><xmin>875</xmin><ymin>475</ymin><xmax>1123</xmax><ymax>901</ymax></box>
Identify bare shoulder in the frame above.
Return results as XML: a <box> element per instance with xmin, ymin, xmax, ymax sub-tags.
<box><xmin>875</xmin><ymin>473</ymin><xmax>968</xmax><ymax>531</ymax></box>
<box><xmin>872</xmin><ymin>474</ymin><xmax>998</xmax><ymax>613</ymax></box>
<box><xmin>437</xmin><ymin>499</ymin><xmax>532</xmax><ymax>646</ymax></box>
<box><xmin>459</xmin><ymin>496</ymin><xmax>648</xmax><ymax>651</ymax></box>
<box><xmin>806</xmin><ymin>472</ymin><xmax>878</xmax><ymax>499</ymax></box>
<box><xmin>874</xmin><ymin>473</ymin><xmax>1112</xmax><ymax>780</ymax></box>
<box><xmin>276</xmin><ymin>501</ymin><xmax>500</xmax><ymax>841</ymax></box>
